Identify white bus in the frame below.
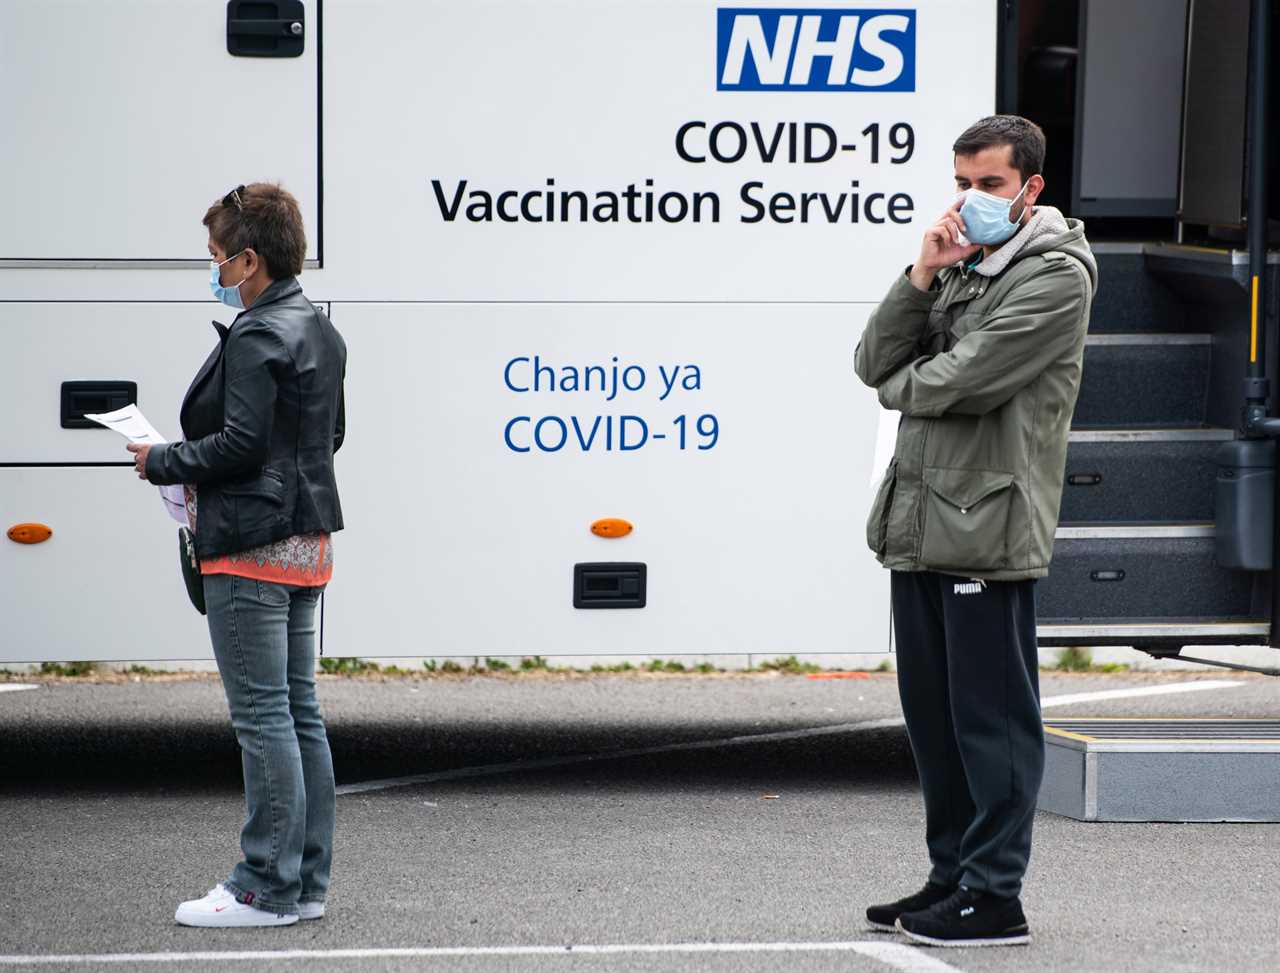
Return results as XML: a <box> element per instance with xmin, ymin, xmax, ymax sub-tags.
<box><xmin>3</xmin><ymin>1</ymin><xmax>1277</xmax><ymax>674</ymax></box>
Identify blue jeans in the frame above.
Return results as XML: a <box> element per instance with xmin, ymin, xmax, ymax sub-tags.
<box><xmin>203</xmin><ymin>574</ymin><xmax>335</xmax><ymax>914</ymax></box>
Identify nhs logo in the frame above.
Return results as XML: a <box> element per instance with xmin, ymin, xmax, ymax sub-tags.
<box><xmin>717</xmin><ymin>8</ymin><xmax>916</xmax><ymax>91</ymax></box>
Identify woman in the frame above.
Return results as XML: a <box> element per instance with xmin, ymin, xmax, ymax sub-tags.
<box><xmin>128</xmin><ymin>183</ymin><xmax>347</xmax><ymax>928</ymax></box>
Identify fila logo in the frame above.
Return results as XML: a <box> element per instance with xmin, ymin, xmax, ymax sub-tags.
<box><xmin>960</xmin><ymin>906</ymin><xmax>975</xmax><ymax>917</ymax></box>
<box><xmin>953</xmin><ymin>581</ymin><xmax>986</xmax><ymax>596</ymax></box>
<box><xmin>716</xmin><ymin>8</ymin><xmax>917</xmax><ymax>91</ymax></box>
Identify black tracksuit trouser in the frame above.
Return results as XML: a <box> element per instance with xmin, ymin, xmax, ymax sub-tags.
<box><xmin>891</xmin><ymin>570</ymin><xmax>1045</xmax><ymax>899</ymax></box>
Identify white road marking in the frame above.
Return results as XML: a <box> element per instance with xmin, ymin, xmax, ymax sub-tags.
<box><xmin>1037</xmin><ymin>680</ymin><xmax>1242</xmax><ymax>709</ymax></box>
<box><xmin>337</xmin><ymin>680</ymin><xmax>1243</xmax><ymax>796</ymax></box>
<box><xmin>0</xmin><ymin>940</ymin><xmax>964</xmax><ymax>971</ymax></box>
<box><xmin>0</xmin><ymin>684</ymin><xmax>38</xmax><ymax>693</ymax></box>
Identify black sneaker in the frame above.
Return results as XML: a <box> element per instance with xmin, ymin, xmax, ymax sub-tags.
<box><xmin>896</xmin><ymin>885</ymin><xmax>1030</xmax><ymax>947</ymax></box>
<box><xmin>865</xmin><ymin>882</ymin><xmax>955</xmax><ymax>931</ymax></box>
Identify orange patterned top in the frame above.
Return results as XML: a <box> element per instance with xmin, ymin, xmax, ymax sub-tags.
<box><xmin>185</xmin><ymin>486</ymin><xmax>333</xmax><ymax>586</ymax></box>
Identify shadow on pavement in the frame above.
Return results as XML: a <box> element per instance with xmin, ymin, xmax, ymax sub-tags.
<box><xmin>0</xmin><ymin>718</ymin><xmax>917</xmax><ymax>794</ymax></box>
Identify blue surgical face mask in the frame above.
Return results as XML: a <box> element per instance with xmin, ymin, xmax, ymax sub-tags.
<box><xmin>209</xmin><ymin>251</ymin><xmax>248</xmax><ymax>309</ymax></box>
<box><xmin>956</xmin><ymin>180</ymin><xmax>1031</xmax><ymax>245</ymax></box>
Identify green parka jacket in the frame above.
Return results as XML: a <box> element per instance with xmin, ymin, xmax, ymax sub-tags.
<box><xmin>854</xmin><ymin>206</ymin><xmax>1097</xmax><ymax>581</ymax></box>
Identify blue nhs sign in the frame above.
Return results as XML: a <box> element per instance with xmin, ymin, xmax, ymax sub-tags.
<box><xmin>717</xmin><ymin>8</ymin><xmax>916</xmax><ymax>91</ymax></box>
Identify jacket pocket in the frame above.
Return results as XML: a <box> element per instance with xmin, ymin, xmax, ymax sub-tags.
<box><xmin>221</xmin><ymin>468</ymin><xmax>285</xmax><ymax>504</ymax></box>
<box><xmin>222</xmin><ymin>469</ymin><xmax>288</xmax><ymax>539</ymax></box>
<box><xmin>920</xmin><ymin>467</ymin><xmax>1015</xmax><ymax>571</ymax></box>
<box><xmin>866</xmin><ymin>459</ymin><xmax>899</xmax><ymax>557</ymax></box>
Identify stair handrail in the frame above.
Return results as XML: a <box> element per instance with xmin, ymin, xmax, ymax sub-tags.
<box><xmin>1244</xmin><ymin>0</ymin><xmax>1274</xmax><ymax>439</ymax></box>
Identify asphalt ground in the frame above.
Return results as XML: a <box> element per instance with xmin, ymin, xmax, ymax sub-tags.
<box><xmin>0</xmin><ymin>670</ymin><xmax>1277</xmax><ymax>973</ymax></box>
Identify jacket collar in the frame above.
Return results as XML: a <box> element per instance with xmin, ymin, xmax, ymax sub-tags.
<box><xmin>179</xmin><ymin>320</ymin><xmax>231</xmax><ymax>429</ymax></box>
<box><xmin>181</xmin><ymin>278</ymin><xmax>301</xmax><ymax>426</ymax></box>
<box><xmin>230</xmin><ymin>276</ymin><xmax>302</xmax><ymax>324</ymax></box>
<box><xmin>972</xmin><ymin>206</ymin><xmax>1069</xmax><ymax>278</ymax></box>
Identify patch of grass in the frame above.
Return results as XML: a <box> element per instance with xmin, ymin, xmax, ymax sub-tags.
<box><xmin>319</xmin><ymin>657</ymin><xmax>380</xmax><ymax>675</ymax></box>
<box><xmin>422</xmin><ymin>659</ymin><xmax>468</xmax><ymax>674</ymax></box>
<box><xmin>1054</xmin><ymin>647</ymin><xmax>1093</xmax><ymax>672</ymax></box>
<box><xmin>589</xmin><ymin>662</ymin><xmax>636</xmax><ymax>673</ymax></box>
<box><xmin>1098</xmin><ymin>662</ymin><xmax>1131</xmax><ymax>673</ymax></box>
<box><xmin>320</xmin><ymin>656</ymin><xmax>897</xmax><ymax>678</ymax></box>
<box><xmin>645</xmin><ymin>659</ymin><xmax>687</xmax><ymax>673</ymax></box>
<box><xmin>757</xmin><ymin>655</ymin><xmax>822</xmax><ymax>675</ymax></box>
<box><xmin>126</xmin><ymin>664</ymin><xmax>158</xmax><ymax>675</ymax></box>
<box><xmin>39</xmin><ymin>661</ymin><xmax>96</xmax><ymax>677</ymax></box>
<box><xmin>1045</xmin><ymin>649</ymin><xmax>1132</xmax><ymax>674</ymax></box>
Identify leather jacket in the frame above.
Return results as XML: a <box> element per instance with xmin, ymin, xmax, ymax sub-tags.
<box><xmin>146</xmin><ymin>277</ymin><xmax>347</xmax><ymax>559</ymax></box>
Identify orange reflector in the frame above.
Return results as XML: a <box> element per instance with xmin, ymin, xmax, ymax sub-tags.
<box><xmin>591</xmin><ymin>518</ymin><xmax>633</xmax><ymax>538</ymax></box>
<box><xmin>7</xmin><ymin>523</ymin><xmax>53</xmax><ymax>544</ymax></box>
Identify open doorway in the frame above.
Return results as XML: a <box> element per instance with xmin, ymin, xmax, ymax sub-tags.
<box><xmin>999</xmin><ymin>0</ymin><xmax>1279</xmax><ymax>245</ymax></box>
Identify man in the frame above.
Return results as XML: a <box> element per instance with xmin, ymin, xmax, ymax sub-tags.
<box><xmin>854</xmin><ymin>115</ymin><xmax>1096</xmax><ymax>947</ymax></box>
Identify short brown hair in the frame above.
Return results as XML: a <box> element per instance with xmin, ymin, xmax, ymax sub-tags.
<box><xmin>952</xmin><ymin>115</ymin><xmax>1046</xmax><ymax>183</ymax></box>
<box><xmin>203</xmin><ymin>182</ymin><xmax>307</xmax><ymax>279</ymax></box>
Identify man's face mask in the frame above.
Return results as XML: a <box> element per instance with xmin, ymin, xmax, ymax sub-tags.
<box><xmin>955</xmin><ymin>180</ymin><xmax>1031</xmax><ymax>246</ymax></box>
<box><xmin>209</xmin><ymin>251</ymin><xmax>248</xmax><ymax>309</ymax></box>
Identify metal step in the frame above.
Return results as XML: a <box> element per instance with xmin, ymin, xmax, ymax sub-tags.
<box><xmin>1072</xmin><ymin>335</ymin><xmax>1211</xmax><ymax>428</ymax></box>
<box><xmin>1048</xmin><ymin>720</ymin><xmax>1280</xmax><ymax>740</ymax></box>
<box><xmin>1039</xmin><ymin>719</ymin><xmax>1280</xmax><ymax>822</ymax></box>
<box><xmin>1055</xmin><ymin>524</ymin><xmax>1213</xmax><ymax>539</ymax></box>
<box><xmin>1085</xmin><ymin>249</ymin><xmax>1196</xmax><ymax>335</ymax></box>
<box><xmin>1039</xmin><ymin>534</ymin><xmax>1255</xmax><ymax>621</ymax></box>
<box><xmin>1060</xmin><ymin>430</ymin><xmax>1229</xmax><ymax>523</ymax></box>
<box><xmin>1038</xmin><ymin>620</ymin><xmax>1270</xmax><ymax>642</ymax></box>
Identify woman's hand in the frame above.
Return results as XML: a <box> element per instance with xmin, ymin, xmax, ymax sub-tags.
<box><xmin>126</xmin><ymin>443</ymin><xmax>152</xmax><ymax>480</ymax></box>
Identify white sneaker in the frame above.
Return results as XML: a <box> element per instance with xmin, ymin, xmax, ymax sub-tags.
<box><xmin>297</xmin><ymin>901</ymin><xmax>326</xmax><ymax>921</ymax></box>
<box><xmin>175</xmin><ymin>884</ymin><xmax>299</xmax><ymax>928</ymax></box>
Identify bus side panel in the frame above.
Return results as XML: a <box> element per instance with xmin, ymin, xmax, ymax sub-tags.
<box><xmin>324</xmin><ymin>302</ymin><xmax>891</xmax><ymax>657</ymax></box>
<box><xmin>322</xmin><ymin>0</ymin><xmax>997</xmax><ymax>302</ymax></box>
<box><xmin>0</xmin><ymin>303</ymin><xmax>231</xmax><ymax>464</ymax></box>
<box><xmin>0</xmin><ymin>302</ymin><xmax>235</xmax><ymax>663</ymax></box>
<box><xmin>0</xmin><ymin>467</ymin><xmax>209</xmax><ymax>663</ymax></box>
<box><xmin>0</xmin><ymin>0</ymin><xmax>318</xmax><ymax>262</ymax></box>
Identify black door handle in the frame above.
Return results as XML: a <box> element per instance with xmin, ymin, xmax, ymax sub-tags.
<box><xmin>230</xmin><ymin>19</ymin><xmax>302</xmax><ymax>37</ymax></box>
<box><xmin>61</xmin><ymin>381</ymin><xmax>138</xmax><ymax>429</ymax></box>
<box><xmin>227</xmin><ymin>1</ymin><xmax>304</xmax><ymax>58</ymax></box>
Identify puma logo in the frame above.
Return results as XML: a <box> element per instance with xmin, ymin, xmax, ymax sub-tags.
<box><xmin>953</xmin><ymin>581</ymin><xmax>986</xmax><ymax>596</ymax></box>
<box><xmin>960</xmin><ymin>906</ymin><xmax>975</xmax><ymax>917</ymax></box>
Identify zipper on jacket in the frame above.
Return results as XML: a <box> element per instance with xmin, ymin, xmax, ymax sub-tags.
<box><xmin>876</xmin><ymin>458</ymin><xmax>899</xmax><ymax>558</ymax></box>
<box><xmin>912</xmin><ymin>419</ymin><xmax>932</xmax><ymax>565</ymax></box>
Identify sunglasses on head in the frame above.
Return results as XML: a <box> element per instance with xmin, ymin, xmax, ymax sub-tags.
<box><xmin>222</xmin><ymin>185</ymin><xmax>246</xmax><ymax>212</ymax></box>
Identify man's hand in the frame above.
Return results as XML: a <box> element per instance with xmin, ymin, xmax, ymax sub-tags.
<box><xmin>909</xmin><ymin>200</ymin><xmax>981</xmax><ymax>292</ymax></box>
<box><xmin>126</xmin><ymin>443</ymin><xmax>152</xmax><ymax>480</ymax></box>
